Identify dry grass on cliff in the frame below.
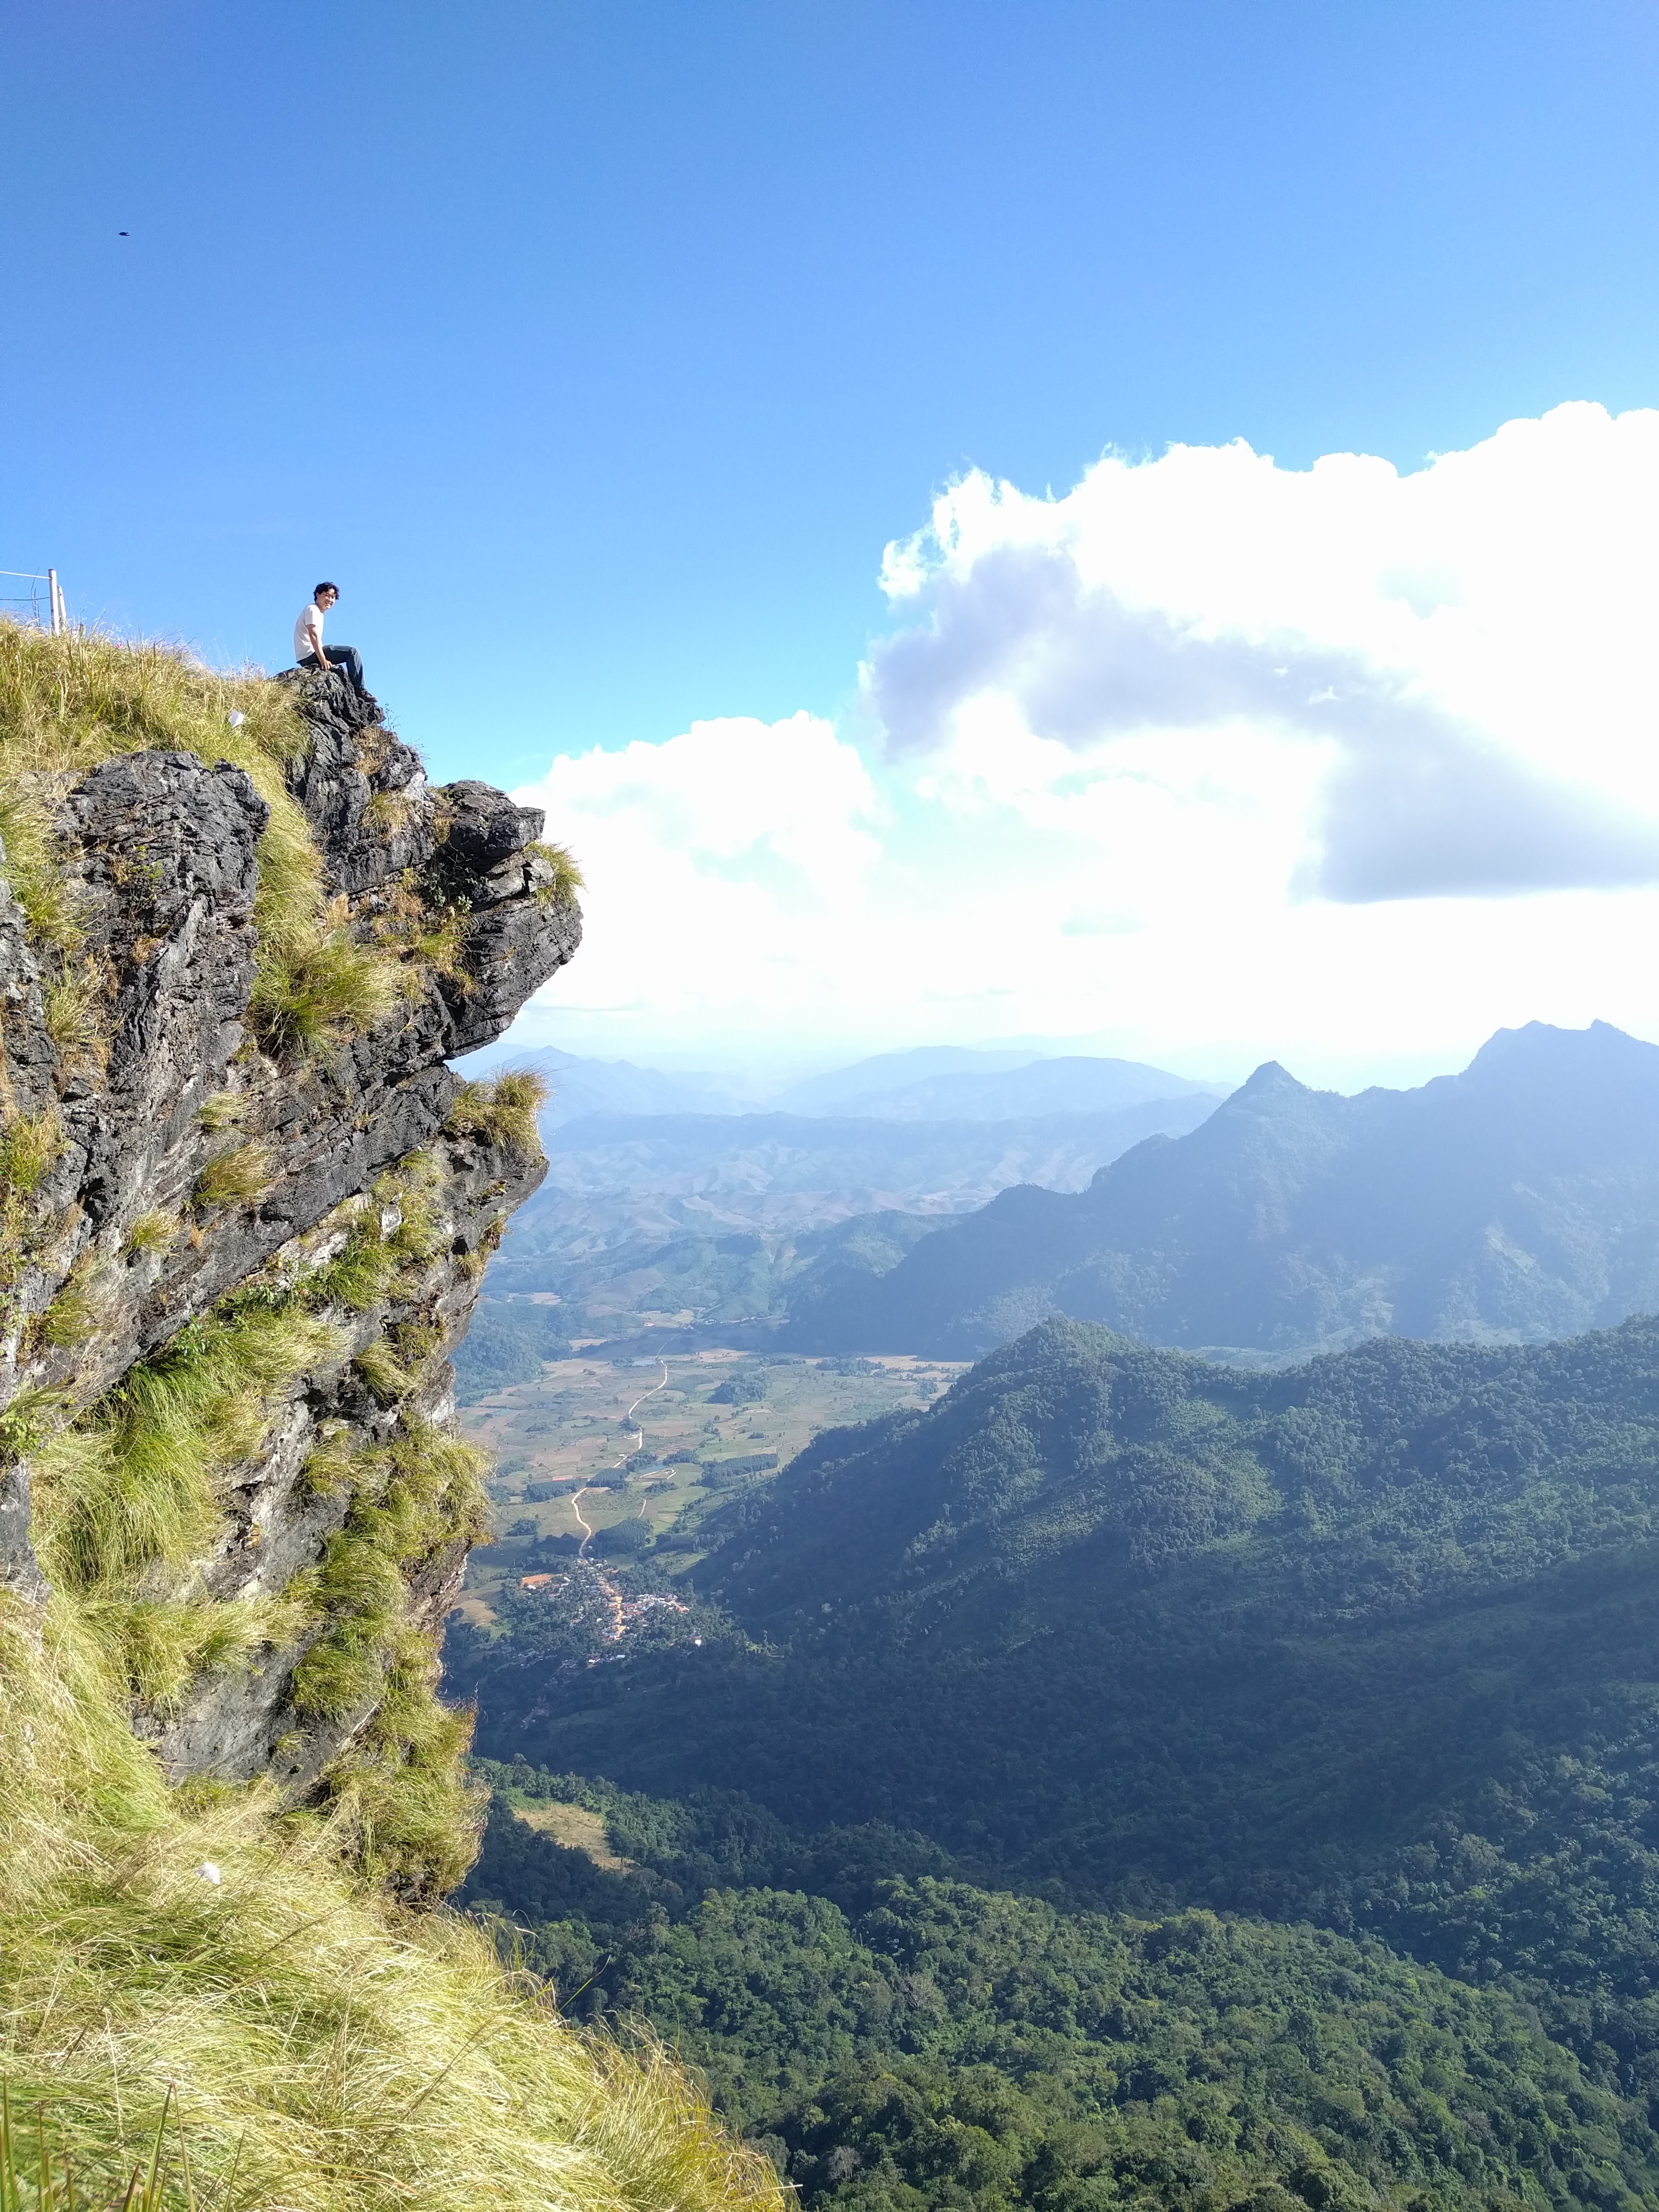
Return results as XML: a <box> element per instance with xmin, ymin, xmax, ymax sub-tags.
<box><xmin>0</xmin><ymin>622</ymin><xmax>394</xmax><ymax>1057</ymax></box>
<box><xmin>290</xmin><ymin>1417</ymin><xmax>493</xmax><ymax>1895</ymax></box>
<box><xmin>526</xmin><ymin>837</ymin><xmax>585</xmax><ymax>907</ymax></box>
<box><xmin>32</xmin><ymin>1299</ymin><xmax>345</xmax><ymax>1598</ymax></box>
<box><xmin>0</xmin><ymin>619</ymin><xmax>305</xmax><ymax>782</ymax></box>
<box><xmin>0</xmin><ymin>1596</ymin><xmax>786</xmax><ymax>2212</ymax></box>
<box><xmin>0</xmin><ymin>620</ymin><xmax>308</xmax><ymax>945</ymax></box>
<box><xmin>446</xmin><ymin>1070</ymin><xmax>550</xmax><ymax>1156</ymax></box>
<box><xmin>33</xmin><ymin>1149</ymin><xmax>510</xmax><ymax>1898</ymax></box>
<box><xmin>4</xmin><ymin>1146</ymin><xmax>781</xmax><ymax>2210</ymax></box>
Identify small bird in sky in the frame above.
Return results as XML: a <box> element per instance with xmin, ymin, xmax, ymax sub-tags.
<box><xmin>118</xmin><ymin>229</ymin><xmax>128</xmax><ymax>237</ymax></box>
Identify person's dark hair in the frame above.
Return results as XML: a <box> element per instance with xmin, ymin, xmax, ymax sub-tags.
<box><xmin>313</xmin><ymin>580</ymin><xmax>338</xmax><ymax>601</ymax></box>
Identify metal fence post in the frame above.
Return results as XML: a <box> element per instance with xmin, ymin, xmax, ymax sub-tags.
<box><xmin>0</xmin><ymin>570</ymin><xmax>63</xmax><ymax>630</ymax></box>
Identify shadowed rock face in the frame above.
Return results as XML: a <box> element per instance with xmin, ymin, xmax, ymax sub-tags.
<box><xmin>0</xmin><ymin>668</ymin><xmax>579</xmax><ymax>1793</ymax></box>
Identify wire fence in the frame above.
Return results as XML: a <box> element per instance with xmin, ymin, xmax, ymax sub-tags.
<box><xmin>0</xmin><ymin>569</ymin><xmax>66</xmax><ymax>632</ymax></box>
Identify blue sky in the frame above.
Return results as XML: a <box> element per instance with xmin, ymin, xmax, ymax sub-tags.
<box><xmin>9</xmin><ymin>3</ymin><xmax>1659</xmax><ymax>1081</ymax></box>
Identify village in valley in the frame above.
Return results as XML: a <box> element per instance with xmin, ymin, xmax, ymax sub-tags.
<box><xmin>451</xmin><ymin>1346</ymin><xmax>967</xmax><ymax>1651</ymax></box>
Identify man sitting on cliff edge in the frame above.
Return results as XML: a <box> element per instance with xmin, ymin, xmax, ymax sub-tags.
<box><xmin>294</xmin><ymin>581</ymin><xmax>373</xmax><ymax>703</ymax></box>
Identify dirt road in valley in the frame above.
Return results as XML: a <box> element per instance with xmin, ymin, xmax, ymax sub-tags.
<box><xmin>573</xmin><ymin>1361</ymin><xmax>669</xmax><ymax>1560</ymax></box>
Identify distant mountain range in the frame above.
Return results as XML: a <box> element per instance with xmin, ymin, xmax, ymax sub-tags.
<box><xmin>466</xmin><ymin>1039</ymin><xmax>1222</xmax><ymax>1128</ymax></box>
<box><xmin>481</xmin><ymin>1095</ymin><xmax>1215</xmax><ymax>1337</ymax></box>
<box><xmin>498</xmin><ymin>1047</ymin><xmax>754</xmax><ymax>1128</ymax></box>
<box><xmin>770</xmin><ymin>1047</ymin><xmax>1220</xmax><ymax>1121</ymax></box>
<box><xmin>520</xmin><ymin>1093</ymin><xmax>1217</xmax><ymax>1237</ymax></box>
<box><xmin>471</xmin><ymin>1051</ymin><xmax>1219</xmax><ymax>1348</ymax></box>
<box><xmin>784</xmin><ymin>1020</ymin><xmax>1659</xmax><ymax>1359</ymax></box>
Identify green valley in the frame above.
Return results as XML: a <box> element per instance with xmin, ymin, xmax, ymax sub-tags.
<box><xmin>459</xmin><ymin>1763</ymin><xmax>1659</xmax><ymax>2212</ymax></box>
<box><xmin>450</xmin><ymin>1312</ymin><xmax>1659</xmax><ymax>2202</ymax></box>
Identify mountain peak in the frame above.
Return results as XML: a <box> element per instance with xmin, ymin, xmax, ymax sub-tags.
<box><xmin>1458</xmin><ymin>1019</ymin><xmax>1659</xmax><ymax>1088</ymax></box>
<box><xmin>1232</xmin><ymin>1059</ymin><xmax>1312</xmax><ymax>1099</ymax></box>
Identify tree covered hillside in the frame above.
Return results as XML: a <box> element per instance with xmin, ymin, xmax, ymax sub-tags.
<box><xmin>465</xmin><ymin>1312</ymin><xmax>1659</xmax><ymax>2101</ymax></box>
<box><xmin>461</xmin><ymin>1765</ymin><xmax>1659</xmax><ymax>2212</ymax></box>
<box><xmin>783</xmin><ymin>1022</ymin><xmax>1659</xmax><ymax>1359</ymax></box>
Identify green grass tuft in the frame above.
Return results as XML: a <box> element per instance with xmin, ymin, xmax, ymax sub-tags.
<box><xmin>291</xmin><ymin>1418</ymin><xmax>492</xmax><ymax>1893</ymax></box>
<box><xmin>193</xmin><ymin>1139</ymin><xmax>275</xmax><ymax>1215</ymax></box>
<box><xmin>364</xmin><ymin>787</ymin><xmax>414</xmax><ymax>836</ymax></box>
<box><xmin>43</xmin><ymin>966</ymin><xmax>108</xmax><ymax>1073</ymax></box>
<box><xmin>0</xmin><ymin>1387</ymin><xmax>65</xmax><ymax>1468</ymax></box>
<box><xmin>352</xmin><ymin>1339</ymin><xmax>413</xmax><ymax>1407</ymax></box>
<box><xmin>195</xmin><ymin>1090</ymin><xmax>243</xmax><ymax>1133</ymax></box>
<box><xmin>87</xmin><ymin>1587</ymin><xmax>312</xmax><ymax>1715</ymax></box>
<box><xmin>1</xmin><ymin>2075</ymin><xmax>193</xmax><ymax>2212</ymax></box>
<box><xmin>0</xmin><ymin>1107</ymin><xmax>63</xmax><ymax>1199</ymax></box>
<box><xmin>300</xmin><ymin>1159</ymin><xmax>447</xmax><ymax>1328</ymax></box>
<box><xmin>380</xmin><ymin>1150</ymin><xmax>445</xmax><ymax>1265</ymax></box>
<box><xmin>527</xmin><ymin>838</ymin><xmax>584</xmax><ymax>906</ymax></box>
<box><xmin>124</xmin><ymin>1209</ymin><xmax>178</xmax><ymax>1260</ymax></box>
<box><xmin>304</xmin><ymin>1218</ymin><xmax>402</xmax><ymax>1313</ymax></box>
<box><xmin>0</xmin><ymin>1108</ymin><xmax>67</xmax><ymax>1320</ymax></box>
<box><xmin>444</xmin><ymin>1070</ymin><xmax>548</xmax><ymax>1156</ymax></box>
<box><xmin>249</xmin><ymin>901</ymin><xmax>397</xmax><ymax>1061</ymax></box>
<box><xmin>31</xmin><ymin>1302</ymin><xmax>343</xmax><ymax>1596</ymax></box>
<box><xmin>367</xmin><ymin>878</ymin><xmax>473</xmax><ymax>1003</ymax></box>
<box><xmin>321</xmin><ymin>1622</ymin><xmax>483</xmax><ymax>1898</ymax></box>
<box><xmin>22</xmin><ymin>1260</ymin><xmax>103</xmax><ymax>1358</ymax></box>
<box><xmin>298</xmin><ymin>1422</ymin><xmax>368</xmax><ymax>1501</ymax></box>
<box><xmin>0</xmin><ymin>781</ymin><xmax>87</xmax><ymax>953</ymax></box>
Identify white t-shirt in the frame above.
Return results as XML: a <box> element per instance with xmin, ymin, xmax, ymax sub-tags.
<box><xmin>294</xmin><ymin>601</ymin><xmax>325</xmax><ymax>663</ymax></box>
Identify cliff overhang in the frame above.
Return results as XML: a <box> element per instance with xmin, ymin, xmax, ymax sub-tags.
<box><xmin>0</xmin><ymin>647</ymin><xmax>578</xmax><ymax>1874</ymax></box>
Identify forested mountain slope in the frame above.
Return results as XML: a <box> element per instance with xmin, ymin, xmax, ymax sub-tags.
<box><xmin>469</xmin><ymin>1313</ymin><xmax>1659</xmax><ymax>2106</ymax></box>
<box><xmin>785</xmin><ymin>1020</ymin><xmax>1659</xmax><ymax>1358</ymax></box>
<box><xmin>461</xmin><ymin>1764</ymin><xmax>1659</xmax><ymax>2212</ymax></box>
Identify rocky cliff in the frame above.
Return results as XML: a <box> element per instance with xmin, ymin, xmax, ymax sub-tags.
<box><xmin>0</xmin><ymin>624</ymin><xmax>780</xmax><ymax>2212</ymax></box>
<box><xmin>0</xmin><ymin>654</ymin><xmax>576</xmax><ymax>1883</ymax></box>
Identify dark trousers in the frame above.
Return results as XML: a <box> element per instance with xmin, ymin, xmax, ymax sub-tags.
<box><xmin>299</xmin><ymin>646</ymin><xmax>365</xmax><ymax>695</ymax></box>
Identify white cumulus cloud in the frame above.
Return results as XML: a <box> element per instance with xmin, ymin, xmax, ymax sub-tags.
<box><xmin>867</xmin><ymin>403</ymin><xmax>1659</xmax><ymax>901</ymax></box>
<box><xmin>505</xmin><ymin>407</ymin><xmax>1659</xmax><ymax>1085</ymax></box>
<box><xmin>510</xmin><ymin>713</ymin><xmax>885</xmax><ymax>1046</ymax></box>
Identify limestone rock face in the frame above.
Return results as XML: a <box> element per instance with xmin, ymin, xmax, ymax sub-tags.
<box><xmin>137</xmin><ymin>1119</ymin><xmax>541</xmax><ymax>1797</ymax></box>
<box><xmin>0</xmin><ymin>668</ymin><xmax>578</xmax><ymax>1795</ymax></box>
<box><xmin>0</xmin><ymin>1462</ymin><xmax>43</xmax><ymax>1606</ymax></box>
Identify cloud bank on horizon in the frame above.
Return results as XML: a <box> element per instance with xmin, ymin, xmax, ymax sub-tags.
<box><xmin>514</xmin><ymin>403</ymin><xmax>1659</xmax><ymax>1086</ymax></box>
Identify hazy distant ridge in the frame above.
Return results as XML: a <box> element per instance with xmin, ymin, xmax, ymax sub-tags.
<box><xmin>772</xmin><ymin>1048</ymin><xmax>1220</xmax><ymax>1120</ymax></box>
<box><xmin>502</xmin><ymin>1041</ymin><xmax>1221</xmax><ymax>1128</ymax></box>
<box><xmin>785</xmin><ymin>1020</ymin><xmax>1659</xmax><ymax>1359</ymax></box>
<box><xmin>477</xmin><ymin>1045</ymin><xmax>1219</xmax><ymax>1337</ymax></box>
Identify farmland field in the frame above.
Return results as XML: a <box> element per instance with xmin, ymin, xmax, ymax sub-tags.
<box><xmin>454</xmin><ymin>1351</ymin><xmax>967</xmax><ymax>1622</ymax></box>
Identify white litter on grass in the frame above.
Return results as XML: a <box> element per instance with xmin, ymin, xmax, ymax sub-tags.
<box><xmin>227</xmin><ymin>710</ymin><xmax>245</xmax><ymax>727</ymax></box>
<box><xmin>198</xmin><ymin>1860</ymin><xmax>222</xmax><ymax>1885</ymax></box>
